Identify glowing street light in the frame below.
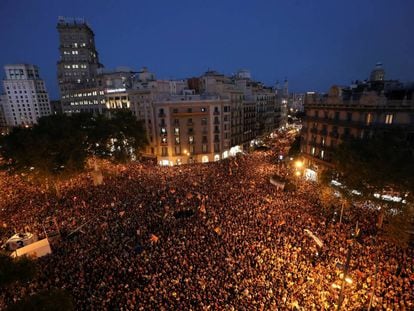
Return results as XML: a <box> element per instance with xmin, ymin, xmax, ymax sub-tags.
<box><xmin>294</xmin><ymin>160</ymin><xmax>303</xmax><ymax>169</ymax></box>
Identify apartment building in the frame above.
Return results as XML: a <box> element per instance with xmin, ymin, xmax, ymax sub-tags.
<box><xmin>301</xmin><ymin>64</ymin><xmax>414</xmax><ymax>180</ymax></box>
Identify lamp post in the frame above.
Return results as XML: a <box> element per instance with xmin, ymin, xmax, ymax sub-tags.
<box><xmin>337</xmin><ymin>245</ymin><xmax>352</xmax><ymax>310</ymax></box>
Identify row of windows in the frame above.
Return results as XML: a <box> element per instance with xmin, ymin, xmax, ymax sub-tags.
<box><xmin>311</xmin><ymin>110</ymin><xmax>395</xmax><ymax>125</ymax></box>
<box><xmin>64</xmin><ymin>64</ymin><xmax>88</xmax><ymax>69</ymax></box>
<box><xmin>161</xmin><ymin>144</ymin><xmax>213</xmax><ymax>157</ymax></box>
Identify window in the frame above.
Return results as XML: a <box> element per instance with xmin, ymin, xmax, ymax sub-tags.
<box><xmin>161</xmin><ymin>127</ymin><xmax>166</xmax><ymax>134</ymax></box>
<box><xmin>201</xmin><ymin>107</ymin><xmax>206</xmax><ymax>112</ymax></box>
<box><xmin>202</xmin><ymin>144</ymin><xmax>208</xmax><ymax>153</ymax></box>
<box><xmin>201</xmin><ymin>118</ymin><xmax>207</xmax><ymax>125</ymax></box>
<box><xmin>175</xmin><ymin>137</ymin><xmax>180</xmax><ymax>144</ymax></box>
<box><xmin>334</xmin><ymin>111</ymin><xmax>340</xmax><ymax>120</ymax></box>
<box><xmin>189</xmin><ymin>136</ymin><xmax>194</xmax><ymax>144</ymax></box>
<box><xmin>311</xmin><ymin>147</ymin><xmax>315</xmax><ymax>155</ymax></box>
<box><xmin>174</xmin><ymin>127</ymin><xmax>180</xmax><ymax>135</ymax></box>
<box><xmin>161</xmin><ymin>137</ymin><xmax>167</xmax><ymax>144</ymax></box>
<box><xmin>347</xmin><ymin>112</ymin><xmax>352</xmax><ymax>122</ymax></box>
<box><xmin>161</xmin><ymin>147</ymin><xmax>168</xmax><ymax>156</ymax></box>
<box><xmin>321</xmin><ymin>150</ymin><xmax>325</xmax><ymax>159</ymax></box>
<box><xmin>189</xmin><ymin>145</ymin><xmax>195</xmax><ymax>154</ymax></box>
<box><xmin>366</xmin><ymin>113</ymin><xmax>373</xmax><ymax>125</ymax></box>
<box><xmin>214</xmin><ymin>143</ymin><xmax>220</xmax><ymax>152</ymax></box>
<box><xmin>187</xmin><ymin>108</ymin><xmax>192</xmax><ymax>113</ymax></box>
<box><xmin>174</xmin><ymin>146</ymin><xmax>181</xmax><ymax>155</ymax></box>
<box><xmin>385</xmin><ymin>114</ymin><xmax>393</xmax><ymax>124</ymax></box>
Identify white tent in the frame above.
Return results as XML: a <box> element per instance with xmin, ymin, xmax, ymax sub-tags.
<box><xmin>10</xmin><ymin>238</ymin><xmax>52</xmax><ymax>258</ymax></box>
<box><xmin>3</xmin><ymin>232</ymin><xmax>36</xmax><ymax>251</ymax></box>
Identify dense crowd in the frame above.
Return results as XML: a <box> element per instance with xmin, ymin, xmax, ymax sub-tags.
<box><xmin>0</xmin><ymin>135</ymin><xmax>413</xmax><ymax>310</ymax></box>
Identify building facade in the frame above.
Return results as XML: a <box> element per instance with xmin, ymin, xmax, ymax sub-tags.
<box><xmin>57</xmin><ymin>17</ymin><xmax>103</xmax><ymax>113</ymax></box>
<box><xmin>301</xmin><ymin>65</ymin><xmax>414</xmax><ymax>180</ymax></box>
<box><xmin>2</xmin><ymin>64</ymin><xmax>51</xmax><ymax>127</ymax></box>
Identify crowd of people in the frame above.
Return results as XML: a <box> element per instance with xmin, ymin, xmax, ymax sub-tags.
<box><xmin>0</xmin><ymin>133</ymin><xmax>413</xmax><ymax>310</ymax></box>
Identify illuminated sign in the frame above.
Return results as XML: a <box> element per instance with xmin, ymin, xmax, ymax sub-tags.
<box><xmin>105</xmin><ymin>88</ymin><xmax>126</xmax><ymax>94</ymax></box>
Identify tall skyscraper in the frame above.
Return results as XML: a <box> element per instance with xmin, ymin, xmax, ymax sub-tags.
<box><xmin>2</xmin><ymin>64</ymin><xmax>51</xmax><ymax>127</ymax></box>
<box><xmin>57</xmin><ymin>17</ymin><xmax>103</xmax><ymax>113</ymax></box>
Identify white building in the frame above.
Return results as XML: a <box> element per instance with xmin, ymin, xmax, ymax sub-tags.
<box><xmin>2</xmin><ymin>64</ymin><xmax>51</xmax><ymax>127</ymax></box>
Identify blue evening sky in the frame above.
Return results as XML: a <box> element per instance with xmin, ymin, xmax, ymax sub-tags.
<box><xmin>1</xmin><ymin>0</ymin><xmax>413</xmax><ymax>99</ymax></box>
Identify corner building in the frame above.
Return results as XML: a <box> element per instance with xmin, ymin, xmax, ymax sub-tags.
<box><xmin>301</xmin><ymin>64</ymin><xmax>414</xmax><ymax>180</ymax></box>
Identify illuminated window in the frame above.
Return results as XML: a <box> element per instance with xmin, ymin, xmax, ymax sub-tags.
<box><xmin>174</xmin><ymin>128</ymin><xmax>179</xmax><ymax>135</ymax></box>
<box><xmin>161</xmin><ymin>127</ymin><xmax>166</xmax><ymax>134</ymax></box>
<box><xmin>311</xmin><ymin>147</ymin><xmax>315</xmax><ymax>155</ymax></box>
<box><xmin>189</xmin><ymin>136</ymin><xmax>194</xmax><ymax>143</ymax></box>
<box><xmin>385</xmin><ymin>114</ymin><xmax>393</xmax><ymax>124</ymax></box>
<box><xmin>175</xmin><ymin>137</ymin><xmax>180</xmax><ymax>144</ymax></box>
<box><xmin>161</xmin><ymin>137</ymin><xmax>167</xmax><ymax>144</ymax></box>
<box><xmin>366</xmin><ymin>113</ymin><xmax>373</xmax><ymax>125</ymax></box>
<box><xmin>321</xmin><ymin>150</ymin><xmax>325</xmax><ymax>159</ymax></box>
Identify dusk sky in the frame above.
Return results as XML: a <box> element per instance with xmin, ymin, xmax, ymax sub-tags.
<box><xmin>1</xmin><ymin>0</ymin><xmax>414</xmax><ymax>99</ymax></box>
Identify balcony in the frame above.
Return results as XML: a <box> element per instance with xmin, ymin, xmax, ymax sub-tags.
<box><xmin>329</xmin><ymin>131</ymin><xmax>339</xmax><ymax>139</ymax></box>
<box><xmin>340</xmin><ymin>133</ymin><xmax>353</xmax><ymax>140</ymax></box>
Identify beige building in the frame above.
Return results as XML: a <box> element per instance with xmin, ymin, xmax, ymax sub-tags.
<box><xmin>152</xmin><ymin>96</ymin><xmax>231</xmax><ymax>165</ymax></box>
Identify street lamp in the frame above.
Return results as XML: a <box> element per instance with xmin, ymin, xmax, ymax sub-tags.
<box><xmin>294</xmin><ymin>160</ymin><xmax>303</xmax><ymax>169</ymax></box>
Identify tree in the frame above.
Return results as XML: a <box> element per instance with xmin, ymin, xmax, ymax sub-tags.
<box><xmin>87</xmin><ymin>110</ymin><xmax>148</xmax><ymax>163</ymax></box>
<box><xmin>333</xmin><ymin>131</ymin><xmax>414</xmax><ymax>198</ymax></box>
<box><xmin>288</xmin><ymin>135</ymin><xmax>301</xmax><ymax>157</ymax></box>
<box><xmin>0</xmin><ymin>111</ymin><xmax>148</xmax><ymax>189</ymax></box>
<box><xmin>0</xmin><ymin>252</ymin><xmax>36</xmax><ymax>288</ymax></box>
<box><xmin>329</xmin><ymin>130</ymin><xmax>414</xmax><ymax>246</ymax></box>
<box><xmin>7</xmin><ymin>289</ymin><xmax>74</xmax><ymax>311</ymax></box>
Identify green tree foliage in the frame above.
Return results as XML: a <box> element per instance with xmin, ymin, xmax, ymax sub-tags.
<box><xmin>7</xmin><ymin>289</ymin><xmax>74</xmax><ymax>311</ymax></box>
<box><xmin>288</xmin><ymin>135</ymin><xmax>301</xmax><ymax>157</ymax></box>
<box><xmin>87</xmin><ymin>110</ymin><xmax>148</xmax><ymax>162</ymax></box>
<box><xmin>332</xmin><ymin>131</ymin><xmax>414</xmax><ymax>197</ymax></box>
<box><xmin>330</xmin><ymin>130</ymin><xmax>414</xmax><ymax>247</ymax></box>
<box><xmin>0</xmin><ymin>253</ymin><xmax>36</xmax><ymax>287</ymax></box>
<box><xmin>0</xmin><ymin>114</ymin><xmax>89</xmax><ymax>178</ymax></box>
<box><xmin>0</xmin><ymin>111</ymin><xmax>148</xmax><ymax>177</ymax></box>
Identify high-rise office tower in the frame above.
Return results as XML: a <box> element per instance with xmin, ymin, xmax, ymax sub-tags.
<box><xmin>2</xmin><ymin>64</ymin><xmax>51</xmax><ymax>127</ymax></box>
<box><xmin>57</xmin><ymin>17</ymin><xmax>104</xmax><ymax>113</ymax></box>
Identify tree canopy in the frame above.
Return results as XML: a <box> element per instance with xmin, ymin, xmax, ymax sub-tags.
<box><xmin>0</xmin><ymin>111</ymin><xmax>148</xmax><ymax>178</ymax></box>
<box><xmin>0</xmin><ymin>252</ymin><xmax>36</xmax><ymax>288</ymax></box>
<box><xmin>332</xmin><ymin>131</ymin><xmax>414</xmax><ymax>197</ymax></box>
<box><xmin>7</xmin><ymin>289</ymin><xmax>74</xmax><ymax>311</ymax></box>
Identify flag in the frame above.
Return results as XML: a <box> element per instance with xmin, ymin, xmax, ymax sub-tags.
<box><xmin>304</xmin><ymin>229</ymin><xmax>324</xmax><ymax>248</ymax></box>
<box><xmin>150</xmin><ymin>234</ymin><xmax>159</xmax><ymax>243</ymax></box>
